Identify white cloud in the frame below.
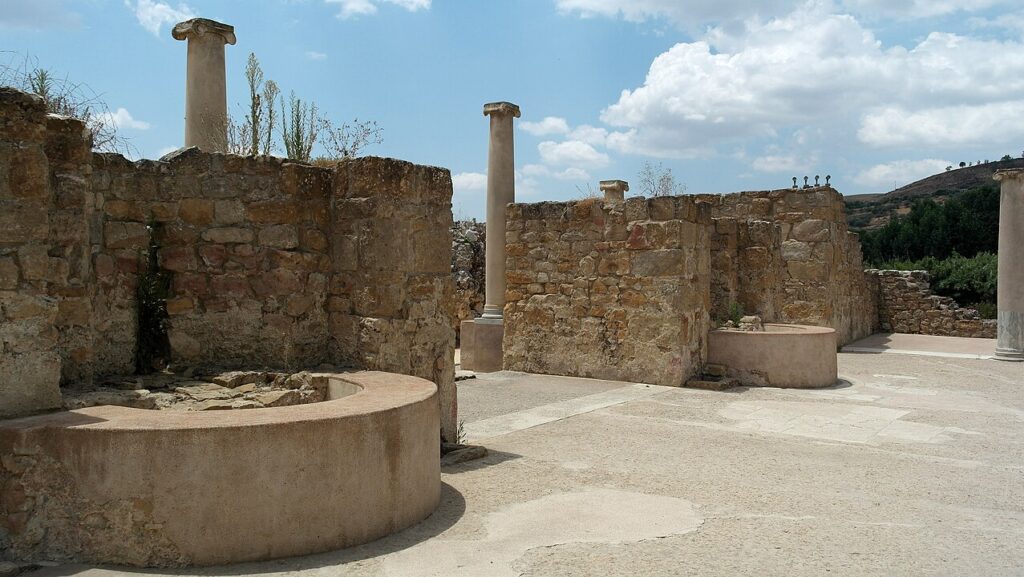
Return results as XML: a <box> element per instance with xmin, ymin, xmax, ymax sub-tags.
<box><xmin>858</xmin><ymin>102</ymin><xmax>1024</xmax><ymax>148</ymax></box>
<box><xmin>326</xmin><ymin>0</ymin><xmax>430</xmax><ymax>19</ymax></box>
<box><xmin>538</xmin><ymin>140</ymin><xmax>610</xmax><ymax>168</ymax></box>
<box><xmin>597</xmin><ymin>4</ymin><xmax>1024</xmax><ymax>157</ymax></box>
<box><xmin>127</xmin><ymin>0</ymin><xmax>194</xmax><ymax>36</ymax></box>
<box><xmin>521</xmin><ymin>163</ymin><xmax>592</xmax><ymax>181</ymax></box>
<box><xmin>305</xmin><ymin>51</ymin><xmax>328</xmax><ymax>60</ymax></box>
<box><xmin>751</xmin><ymin>154</ymin><xmax>813</xmax><ymax>173</ymax></box>
<box><xmin>520</xmin><ymin>116</ymin><xmax>570</xmax><ymax>136</ymax></box>
<box><xmin>100</xmin><ymin>108</ymin><xmax>151</xmax><ymax>130</ymax></box>
<box><xmin>452</xmin><ymin>171</ymin><xmax>487</xmax><ymax>191</ymax></box>
<box><xmin>854</xmin><ymin>159</ymin><xmax>953</xmax><ymax>187</ymax></box>
<box><xmin>555</xmin><ymin>0</ymin><xmax>1018</xmax><ymax>26</ymax></box>
<box><xmin>567</xmin><ymin>124</ymin><xmax>609</xmax><ymax>146</ymax></box>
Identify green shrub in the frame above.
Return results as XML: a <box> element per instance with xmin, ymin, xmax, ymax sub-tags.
<box><xmin>876</xmin><ymin>252</ymin><xmax>997</xmax><ymax>317</ymax></box>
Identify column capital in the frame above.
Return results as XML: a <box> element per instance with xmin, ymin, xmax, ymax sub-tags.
<box><xmin>994</xmin><ymin>168</ymin><xmax>1024</xmax><ymax>182</ymax></box>
<box><xmin>599</xmin><ymin>180</ymin><xmax>629</xmax><ymax>194</ymax></box>
<box><xmin>483</xmin><ymin>102</ymin><xmax>521</xmax><ymax>118</ymax></box>
<box><xmin>172</xmin><ymin>18</ymin><xmax>237</xmax><ymax>45</ymax></box>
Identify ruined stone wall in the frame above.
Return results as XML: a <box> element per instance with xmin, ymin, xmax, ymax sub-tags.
<box><xmin>700</xmin><ymin>187</ymin><xmax>876</xmax><ymax>345</ymax></box>
<box><xmin>0</xmin><ymin>89</ymin><xmax>456</xmax><ymax>438</ymax></box>
<box><xmin>868</xmin><ymin>269</ymin><xmax>995</xmax><ymax>338</ymax></box>
<box><xmin>451</xmin><ymin>220</ymin><xmax>485</xmax><ymax>344</ymax></box>
<box><xmin>0</xmin><ymin>90</ymin><xmax>64</xmax><ymax>418</ymax></box>
<box><xmin>709</xmin><ymin>218</ymin><xmax>785</xmax><ymax>323</ymax></box>
<box><xmin>503</xmin><ymin>196</ymin><xmax>712</xmax><ymax>386</ymax></box>
<box><xmin>90</xmin><ymin>150</ymin><xmax>333</xmax><ymax>373</ymax></box>
<box><xmin>328</xmin><ymin>158</ymin><xmax>457</xmax><ymax>439</ymax></box>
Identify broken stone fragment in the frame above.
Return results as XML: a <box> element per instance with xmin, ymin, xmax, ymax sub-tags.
<box><xmin>63</xmin><ymin>389</ymin><xmax>156</xmax><ymax>410</ymax></box>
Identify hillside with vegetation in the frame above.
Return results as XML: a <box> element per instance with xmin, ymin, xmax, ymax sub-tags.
<box><xmin>855</xmin><ymin>185</ymin><xmax>1000</xmax><ymax>317</ymax></box>
<box><xmin>845</xmin><ymin>156</ymin><xmax>1024</xmax><ymax>230</ymax></box>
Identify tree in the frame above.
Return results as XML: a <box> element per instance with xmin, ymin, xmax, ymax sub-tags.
<box><xmin>959</xmin><ymin>162</ymin><xmax>966</xmax><ymax>168</ymax></box>
<box><xmin>945</xmin><ymin>166</ymin><xmax>952</xmax><ymax>171</ymax></box>
<box><xmin>1001</xmin><ymin>154</ymin><xmax>1012</xmax><ymax>161</ymax></box>
<box><xmin>637</xmin><ymin>161</ymin><xmax>686</xmax><ymax>197</ymax></box>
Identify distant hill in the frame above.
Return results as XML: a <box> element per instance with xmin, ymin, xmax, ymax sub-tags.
<box><xmin>844</xmin><ymin>157</ymin><xmax>1024</xmax><ymax>230</ymax></box>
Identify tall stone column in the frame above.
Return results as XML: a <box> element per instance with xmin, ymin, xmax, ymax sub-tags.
<box><xmin>993</xmin><ymin>169</ymin><xmax>1024</xmax><ymax>361</ymax></box>
<box><xmin>461</xmin><ymin>102</ymin><xmax>519</xmax><ymax>373</ymax></box>
<box><xmin>172</xmin><ymin>18</ymin><xmax>236</xmax><ymax>152</ymax></box>
<box><xmin>481</xmin><ymin>101</ymin><xmax>521</xmax><ymax>319</ymax></box>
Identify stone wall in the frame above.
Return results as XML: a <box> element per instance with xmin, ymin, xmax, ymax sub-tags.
<box><xmin>709</xmin><ymin>218</ymin><xmax>785</xmax><ymax>323</ymax></box>
<box><xmin>503</xmin><ymin>196</ymin><xmax>712</xmax><ymax>386</ymax></box>
<box><xmin>0</xmin><ymin>89</ymin><xmax>457</xmax><ymax>440</ymax></box>
<box><xmin>699</xmin><ymin>187</ymin><xmax>876</xmax><ymax>345</ymax></box>
<box><xmin>451</xmin><ymin>220</ymin><xmax>485</xmax><ymax>343</ymax></box>
<box><xmin>0</xmin><ymin>90</ymin><xmax>64</xmax><ymax>418</ymax></box>
<box><xmin>91</xmin><ymin>149</ymin><xmax>334</xmax><ymax>373</ymax></box>
<box><xmin>869</xmin><ymin>269</ymin><xmax>996</xmax><ymax>338</ymax></box>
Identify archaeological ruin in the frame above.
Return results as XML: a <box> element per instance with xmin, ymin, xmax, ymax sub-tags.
<box><xmin>1</xmin><ymin>12</ymin><xmax>1019</xmax><ymax>571</ymax></box>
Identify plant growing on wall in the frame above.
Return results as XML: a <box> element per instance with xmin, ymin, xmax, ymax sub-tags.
<box><xmin>0</xmin><ymin>53</ymin><xmax>131</xmax><ymax>154</ymax></box>
<box><xmin>136</xmin><ymin>220</ymin><xmax>171</xmax><ymax>374</ymax></box>
<box><xmin>638</xmin><ymin>161</ymin><xmax>686</xmax><ymax>197</ymax></box>
<box><xmin>227</xmin><ymin>53</ymin><xmax>381</xmax><ymax>162</ymax></box>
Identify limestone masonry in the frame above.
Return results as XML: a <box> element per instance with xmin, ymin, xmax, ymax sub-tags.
<box><xmin>0</xmin><ymin>88</ymin><xmax>457</xmax><ymax>440</ymax></box>
<box><xmin>501</xmin><ymin>186</ymin><xmax>878</xmax><ymax>385</ymax></box>
<box><xmin>868</xmin><ymin>270</ymin><xmax>996</xmax><ymax>338</ymax></box>
<box><xmin>503</xmin><ymin>196</ymin><xmax>712</xmax><ymax>386</ymax></box>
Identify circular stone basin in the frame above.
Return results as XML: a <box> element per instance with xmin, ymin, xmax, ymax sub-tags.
<box><xmin>0</xmin><ymin>371</ymin><xmax>440</xmax><ymax>567</ymax></box>
<box><xmin>707</xmin><ymin>324</ymin><xmax>838</xmax><ymax>388</ymax></box>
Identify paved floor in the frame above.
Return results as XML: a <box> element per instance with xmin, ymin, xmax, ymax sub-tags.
<box><xmin>30</xmin><ymin>352</ymin><xmax>1024</xmax><ymax>577</ymax></box>
<box><xmin>842</xmin><ymin>332</ymin><xmax>998</xmax><ymax>359</ymax></box>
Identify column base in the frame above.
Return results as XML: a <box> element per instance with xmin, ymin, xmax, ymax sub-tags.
<box><xmin>460</xmin><ymin>318</ymin><xmax>504</xmax><ymax>373</ymax></box>
<box><xmin>993</xmin><ymin>347</ymin><xmax>1024</xmax><ymax>362</ymax></box>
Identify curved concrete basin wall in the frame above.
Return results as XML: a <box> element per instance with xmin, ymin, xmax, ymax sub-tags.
<box><xmin>708</xmin><ymin>324</ymin><xmax>838</xmax><ymax>388</ymax></box>
<box><xmin>0</xmin><ymin>371</ymin><xmax>440</xmax><ymax>567</ymax></box>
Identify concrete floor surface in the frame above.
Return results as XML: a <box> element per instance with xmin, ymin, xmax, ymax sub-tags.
<box><xmin>29</xmin><ymin>352</ymin><xmax>1024</xmax><ymax>577</ymax></box>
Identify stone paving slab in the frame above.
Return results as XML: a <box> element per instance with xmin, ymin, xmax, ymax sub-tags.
<box><xmin>842</xmin><ymin>332</ymin><xmax>999</xmax><ymax>359</ymax></box>
<box><xmin>26</xmin><ymin>353</ymin><xmax>1024</xmax><ymax>577</ymax></box>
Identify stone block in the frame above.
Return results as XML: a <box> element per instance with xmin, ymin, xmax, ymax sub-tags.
<box><xmin>202</xmin><ymin>227</ymin><xmax>254</xmax><ymax>244</ymax></box>
<box><xmin>178</xmin><ymin>198</ymin><xmax>214</xmax><ymax>226</ymax></box>
<box><xmin>258</xmin><ymin>225</ymin><xmax>300</xmax><ymax>250</ymax></box>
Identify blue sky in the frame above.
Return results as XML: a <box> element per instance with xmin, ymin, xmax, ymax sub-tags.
<box><xmin>3</xmin><ymin>0</ymin><xmax>1024</xmax><ymax>220</ymax></box>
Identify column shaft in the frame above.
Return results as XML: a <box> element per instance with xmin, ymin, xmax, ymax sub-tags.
<box><xmin>481</xmin><ymin>102</ymin><xmax>520</xmax><ymax>319</ymax></box>
<box><xmin>995</xmin><ymin>170</ymin><xmax>1024</xmax><ymax>361</ymax></box>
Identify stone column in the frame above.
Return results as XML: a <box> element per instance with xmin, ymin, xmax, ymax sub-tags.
<box><xmin>481</xmin><ymin>101</ymin><xmax>520</xmax><ymax>319</ymax></box>
<box><xmin>993</xmin><ymin>169</ymin><xmax>1024</xmax><ymax>361</ymax></box>
<box><xmin>462</xmin><ymin>102</ymin><xmax>519</xmax><ymax>373</ymax></box>
<box><xmin>172</xmin><ymin>18</ymin><xmax>236</xmax><ymax>152</ymax></box>
<box><xmin>600</xmin><ymin>179</ymin><xmax>628</xmax><ymax>203</ymax></box>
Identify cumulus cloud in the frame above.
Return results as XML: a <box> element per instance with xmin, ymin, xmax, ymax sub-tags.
<box><xmin>751</xmin><ymin>154</ymin><xmax>814</xmax><ymax>173</ymax></box>
<box><xmin>538</xmin><ymin>140</ymin><xmax>610</xmax><ymax>168</ymax></box>
<box><xmin>859</xmin><ymin>102</ymin><xmax>1024</xmax><ymax>147</ymax></box>
<box><xmin>452</xmin><ymin>171</ymin><xmax>487</xmax><ymax>191</ymax></box>
<box><xmin>520</xmin><ymin>116</ymin><xmax>570</xmax><ymax>136</ymax></box>
<box><xmin>127</xmin><ymin>0</ymin><xmax>194</xmax><ymax>36</ymax></box>
<box><xmin>99</xmin><ymin>108</ymin><xmax>151</xmax><ymax>130</ymax></box>
<box><xmin>597</xmin><ymin>4</ymin><xmax>1024</xmax><ymax>157</ymax></box>
<box><xmin>521</xmin><ymin>164</ymin><xmax>591</xmax><ymax>181</ymax></box>
<box><xmin>326</xmin><ymin>0</ymin><xmax>430</xmax><ymax>19</ymax></box>
<box><xmin>554</xmin><ymin>0</ymin><xmax>1018</xmax><ymax>26</ymax></box>
<box><xmin>854</xmin><ymin>159</ymin><xmax>953</xmax><ymax>187</ymax></box>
